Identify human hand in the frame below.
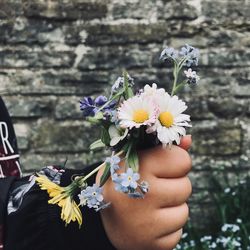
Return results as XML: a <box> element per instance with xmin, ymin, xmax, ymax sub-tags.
<box><xmin>96</xmin><ymin>135</ymin><xmax>192</xmax><ymax>250</ymax></box>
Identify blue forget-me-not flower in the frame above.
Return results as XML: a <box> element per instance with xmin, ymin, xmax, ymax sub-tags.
<box><xmin>120</xmin><ymin>168</ymin><xmax>140</xmax><ymax>189</ymax></box>
<box><xmin>160</xmin><ymin>47</ymin><xmax>178</xmax><ymax>61</ymax></box>
<box><xmin>139</xmin><ymin>181</ymin><xmax>149</xmax><ymax>194</ymax></box>
<box><xmin>79</xmin><ymin>184</ymin><xmax>105</xmax><ymax>210</ymax></box>
<box><xmin>111</xmin><ymin>74</ymin><xmax>134</xmax><ymax>93</ymax></box>
<box><xmin>179</xmin><ymin>44</ymin><xmax>199</xmax><ymax>67</ymax></box>
<box><xmin>112</xmin><ymin>173</ymin><xmax>129</xmax><ymax>193</ymax></box>
<box><xmin>184</xmin><ymin>68</ymin><xmax>200</xmax><ymax>84</ymax></box>
<box><xmin>113</xmin><ymin>168</ymin><xmax>140</xmax><ymax>194</ymax></box>
<box><xmin>105</xmin><ymin>155</ymin><xmax>121</xmax><ymax>175</ymax></box>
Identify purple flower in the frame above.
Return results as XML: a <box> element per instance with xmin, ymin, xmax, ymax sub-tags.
<box><xmin>102</xmin><ymin>100</ymin><xmax>117</xmax><ymax>116</ymax></box>
<box><xmin>80</xmin><ymin>97</ymin><xmax>97</xmax><ymax>117</ymax></box>
<box><xmin>95</xmin><ymin>95</ymin><xmax>107</xmax><ymax>106</ymax></box>
<box><xmin>80</xmin><ymin>95</ymin><xmax>116</xmax><ymax>118</ymax></box>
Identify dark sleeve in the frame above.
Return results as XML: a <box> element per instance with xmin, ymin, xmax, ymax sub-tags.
<box><xmin>0</xmin><ymin>177</ymin><xmax>16</xmax><ymax>225</ymax></box>
<box><xmin>2</xmin><ymin>164</ymin><xmax>116</xmax><ymax>250</ymax></box>
<box><xmin>59</xmin><ymin>163</ymin><xmax>116</xmax><ymax>250</ymax></box>
<box><xmin>0</xmin><ymin>177</ymin><xmax>16</xmax><ymax>250</ymax></box>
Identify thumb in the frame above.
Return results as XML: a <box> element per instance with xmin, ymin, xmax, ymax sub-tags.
<box><xmin>179</xmin><ymin>135</ymin><xmax>192</xmax><ymax>151</ymax></box>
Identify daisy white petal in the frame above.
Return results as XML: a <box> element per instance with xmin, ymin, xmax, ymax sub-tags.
<box><xmin>142</xmin><ymin>83</ymin><xmax>166</xmax><ymax>99</ymax></box>
<box><xmin>174</xmin><ymin>114</ymin><xmax>190</xmax><ymax>123</ymax></box>
<box><xmin>148</xmin><ymin>94</ymin><xmax>191</xmax><ymax>145</ymax></box>
<box><xmin>118</xmin><ymin>95</ymin><xmax>158</xmax><ymax>129</ymax></box>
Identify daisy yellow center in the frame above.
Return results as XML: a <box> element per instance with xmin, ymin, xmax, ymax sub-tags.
<box><xmin>133</xmin><ymin>109</ymin><xmax>149</xmax><ymax>123</ymax></box>
<box><xmin>128</xmin><ymin>176</ymin><xmax>132</xmax><ymax>181</ymax></box>
<box><xmin>159</xmin><ymin>111</ymin><xmax>174</xmax><ymax>128</ymax></box>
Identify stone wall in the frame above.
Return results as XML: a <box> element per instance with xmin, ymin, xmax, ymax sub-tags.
<box><xmin>0</xmin><ymin>0</ymin><xmax>249</xmax><ymax>229</ymax></box>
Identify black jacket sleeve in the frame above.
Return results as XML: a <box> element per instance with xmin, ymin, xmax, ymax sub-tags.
<box><xmin>0</xmin><ymin>96</ymin><xmax>21</xmax><ymax>250</ymax></box>
<box><xmin>0</xmin><ymin>177</ymin><xmax>16</xmax><ymax>225</ymax></box>
<box><xmin>1</xmin><ymin>164</ymin><xmax>116</xmax><ymax>250</ymax></box>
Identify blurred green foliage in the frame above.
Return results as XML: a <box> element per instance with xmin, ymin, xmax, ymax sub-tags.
<box><xmin>175</xmin><ymin>173</ymin><xmax>250</xmax><ymax>250</ymax></box>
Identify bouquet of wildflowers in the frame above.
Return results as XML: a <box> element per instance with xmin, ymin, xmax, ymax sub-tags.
<box><xmin>36</xmin><ymin>44</ymin><xmax>200</xmax><ymax>227</ymax></box>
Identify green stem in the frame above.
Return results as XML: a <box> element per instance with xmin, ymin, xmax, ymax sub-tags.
<box><xmin>228</xmin><ymin>233</ymin><xmax>236</xmax><ymax>250</ymax></box>
<box><xmin>125</xmin><ymin>142</ymin><xmax>133</xmax><ymax>170</ymax></box>
<box><xmin>171</xmin><ymin>57</ymin><xmax>188</xmax><ymax>96</ymax></box>
<box><xmin>241</xmin><ymin>223</ymin><xmax>249</xmax><ymax>245</ymax></box>
<box><xmin>81</xmin><ymin>150</ymin><xmax>124</xmax><ymax>184</ymax></box>
<box><xmin>179</xmin><ymin>56</ymin><xmax>188</xmax><ymax>69</ymax></box>
<box><xmin>123</xmin><ymin>70</ymin><xmax>129</xmax><ymax>90</ymax></box>
<box><xmin>123</xmin><ymin>70</ymin><xmax>131</xmax><ymax>100</ymax></box>
<box><xmin>172</xmin><ymin>81</ymin><xmax>186</xmax><ymax>95</ymax></box>
<box><xmin>171</xmin><ymin>62</ymin><xmax>178</xmax><ymax>96</ymax></box>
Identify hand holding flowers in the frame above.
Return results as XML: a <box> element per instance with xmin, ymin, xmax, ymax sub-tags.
<box><xmin>36</xmin><ymin>44</ymin><xmax>200</xmax><ymax>228</ymax></box>
<box><xmin>97</xmin><ymin>136</ymin><xmax>192</xmax><ymax>250</ymax></box>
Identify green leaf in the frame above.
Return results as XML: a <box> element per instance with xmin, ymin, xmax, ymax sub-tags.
<box><xmin>101</xmin><ymin>127</ymin><xmax>110</xmax><ymax>145</ymax></box>
<box><xmin>127</xmin><ymin>87</ymin><xmax>134</xmax><ymax>98</ymax></box>
<box><xmin>123</xmin><ymin>70</ymin><xmax>131</xmax><ymax>100</ymax></box>
<box><xmin>87</xmin><ymin>112</ymin><xmax>104</xmax><ymax>124</ymax></box>
<box><xmin>127</xmin><ymin>146</ymin><xmax>139</xmax><ymax>172</ymax></box>
<box><xmin>95</xmin><ymin>112</ymin><xmax>104</xmax><ymax>119</ymax></box>
<box><xmin>90</xmin><ymin>139</ymin><xmax>105</xmax><ymax>151</ymax></box>
<box><xmin>100</xmin><ymin>163</ymin><xmax>111</xmax><ymax>186</ymax></box>
<box><xmin>87</xmin><ymin>117</ymin><xmax>101</xmax><ymax>124</ymax></box>
<box><xmin>122</xmin><ymin>141</ymin><xmax>131</xmax><ymax>153</ymax></box>
<box><xmin>173</xmin><ymin>82</ymin><xmax>186</xmax><ymax>95</ymax></box>
<box><xmin>123</xmin><ymin>70</ymin><xmax>129</xmax><ymax>88</ymax></box>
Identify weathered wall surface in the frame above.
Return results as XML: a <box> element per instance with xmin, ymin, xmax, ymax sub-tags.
<box><xmin>0</xmin><ymin>0</ymin><xmax>249</xmax><ymax>228</ymax></box>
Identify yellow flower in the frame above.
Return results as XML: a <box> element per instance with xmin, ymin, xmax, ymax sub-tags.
<box><xmin>57</xmin><ymin>196</ymin><xmax>82</xmax><ymax>226</ymax></box>
<box><xmin>36</xmin><ymin>174</ymin><xmax>82</xmax><ymax>227</ymax></box>
<box><xmin>36</xmin><ymin>174</ymin><xmax>64</xmax><ymax>197</ymax></box>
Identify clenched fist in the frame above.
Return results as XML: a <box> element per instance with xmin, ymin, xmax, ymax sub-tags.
<box><xmin>96</xmin><ymin>135</ymin><xmax>192</xmax><ymax>250</ymax></box>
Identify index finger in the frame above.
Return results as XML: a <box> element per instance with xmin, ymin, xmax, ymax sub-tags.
<box><xmin>179</xmin><ymin>135</ymin><xmax>192</xmax><ymax>151</ymax></box>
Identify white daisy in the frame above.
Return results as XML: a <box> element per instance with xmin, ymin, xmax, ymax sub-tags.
<box><xmin>147</xmin><ymin>94</ymin><xmax>191</xmax><ymax>145</ymax></box>
<box><xmin>141</xmin><ymin>83</ymin><xmax>165</xmax><ymax>99</ymax></box>
<box><xmin>117</xmin><ymin>95</ymin><xmax>158</xmax><ymax>129</ymax></box>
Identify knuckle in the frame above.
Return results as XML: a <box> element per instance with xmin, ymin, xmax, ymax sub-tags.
<box><xmin>155</xmin><ymin>229</ymin><xmax>183</xmax><ymax>250</ymax></box>
<box><xmin>185</xmin><ymin>177</ymin><xmax>192</xmax><ymax>198</ymax></box>
<box><xmin>182</xmin><ymin>203</ymin><xmax>189</xmax><ymax>221</ymax></box>
<box><xmin>181</xmin><ymin>150</ymin><xmax>192</xmax><ymax>174</ymax></box>
<box><xmin>176</xmin><ymin>203</ymin><xmax>189</xmax><ymax>227</ymax></box>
